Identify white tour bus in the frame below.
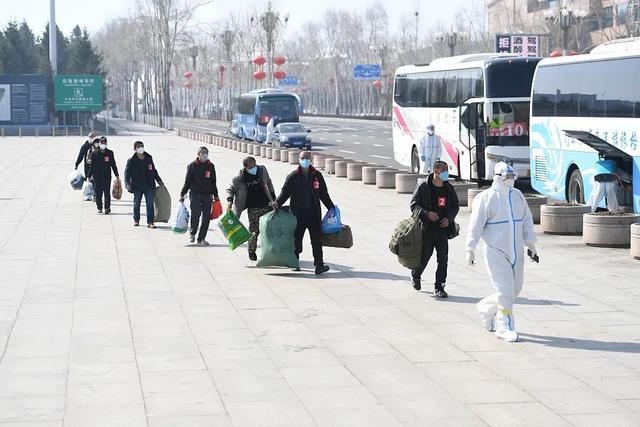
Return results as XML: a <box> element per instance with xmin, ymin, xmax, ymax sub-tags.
<box><xmin>529</xmin><ymin>37</ymin><xmax>640</xmax><ymax>213</ymax></box>
<box><xmin>392</xmin><ymin>53</ymin><xmax>541</xmax><ymax>182</ymax></box>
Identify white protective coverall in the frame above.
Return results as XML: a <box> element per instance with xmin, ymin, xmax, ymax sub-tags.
<box><xmin>419</xmin><ymin>125</ymin><xmax>442</xmax><ymax>173</ymax></box>
<box><xmin>587</xmin><ymin>159</ymin><xmax>621</xmax><ymax>213</ymax></box>
<box><xmin>266</xmin><ymin>118</ymin><xmax>275</xmax><ymax>144</ymax></box>
<box><xmin>465</xmin><ymin>162</ymin><xmax>537</xmax><ymax>342</ymax></box>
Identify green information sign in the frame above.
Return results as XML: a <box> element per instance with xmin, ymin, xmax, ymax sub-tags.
<box><xmin>54</xmin><ymin>75</ymin><xmax>103</xmax><ymax>111</ymax></box>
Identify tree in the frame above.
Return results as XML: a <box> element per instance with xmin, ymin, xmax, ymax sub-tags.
<box><xmin>0</xmin><ymin>21</ymin><xmax>39</xmax><ymax>74</ymax></box>
<box><xmin>67</xmin><ymin>25</ymin><xmax>102</xmax><ymax>74</ymax></box>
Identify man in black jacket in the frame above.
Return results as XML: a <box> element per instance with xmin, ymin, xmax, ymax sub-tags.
<box><xmin>74</xmin><ymin>131</ymin><xmax>96</xmax><ymax>178</ymax></box>
<box><xmin>410</xmin><ymin>160</ymin><xmax>460</xmax><ymax>298</ymax></box>
<box><xmin>124</xmin><ymin>141</ymin><xmax>164</xmax><ymax>227</ymax></box>
<box><xmin>88</xmin><ymin>136</ymin><xmax>119</xmax><ymax>214</ymax></box>
<box><xmin>180</xmin><ymin>146</ymin><xmax>220</xmax><ymax>245</ymax></box>
<box><xmin>272</xmin><ymin>151</ymin><xmax>334</xmax><ymax>275</ymax></box>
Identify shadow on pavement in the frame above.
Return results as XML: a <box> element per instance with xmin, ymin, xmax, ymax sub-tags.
<box><xmin>519</xmin><ymin>333</ymin><xmax>640</xmax><ymax>353</ymax></box>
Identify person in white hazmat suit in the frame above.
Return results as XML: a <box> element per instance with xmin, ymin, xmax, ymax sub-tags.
<box><xmin>419</xmin><ymin>124</ymin><xmax>442</xmax><ymax>173</ymax></box>
<box><xmin>587</xmin><ymin>159</ymin><xmax>630</xmax><ymax>213</ymax></box>
<box><xmin>465</xmin><ymin>162</ymin><xmax>537</xmax><ymax>342</ymax></box>
<box><xmin>266</xmin><ymin>117</ymin><xmax>275</xmax><ymax>144</ymax></box>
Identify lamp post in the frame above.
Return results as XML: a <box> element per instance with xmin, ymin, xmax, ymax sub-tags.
<box><xmin>434</xmin><ymin>30</ymin><xmax>469</xmax><ymax>57</ymax></box>
<box><xmin>369</xmin><ymin>44</ymin><xmax>391</xmax><ymax>117</ymax></box>
<box><xmin>221</xmin><ymin>30</ymin><xmax>235</xmax><ymax>120</ymax></box>
<box><xmin>544</xmin><ymin>4</ymin><xmax>587</xmax><ymax>56</ymax></box>
<box><xmin>414</xmin><ymin>10</ymin><xmax>419</xmax><ymax>60</ymax></box>
<box><xmin>189</xmin><ymin>45</ymin><xmax>198</xmax><ymax>118</ymax></box>
<box><xmin>253</xmin><ymin>2</ymin><xmax>289</xmax><ymax>87</ymax></box>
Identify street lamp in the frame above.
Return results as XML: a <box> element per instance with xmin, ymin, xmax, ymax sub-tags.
<box><xmin>369</xmin><ymin>43</ymin><xmax>392</xmax><ymax>116</ymax></box>
<box><xmin>189</xmin><ymin>46</ymin><xmax>198</xmax><ymax>118</ymax></box>
<box><xmin>221</xmin><ymin>30</ymin><xmax>235</xmax><ymax>120</ymax></box>
<box><xmin>544</xmin><ymin>4</ymin><xmax>588</xmax><ymax>56</ymax></box>
<box><xmin>252</xmin><ymin>1</ymin><xmax>289</xmax><ymax>87</ymax></box>
<box><xmin>434</xmin><ymin>30</ymin><xmax>469</xmax><ymax>57</ymax></box>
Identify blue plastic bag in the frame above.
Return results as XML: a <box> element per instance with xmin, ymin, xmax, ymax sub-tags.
<box><xmin>321</xmin><ymin>206</ymin><xmax>342</xmax><ymax>234</ymax></box>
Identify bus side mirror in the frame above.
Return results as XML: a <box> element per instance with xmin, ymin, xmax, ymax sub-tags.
<box><xmin>307</xmin><ymin>129</ymin><xmax>311</xmax><ymax>133</ymax></box>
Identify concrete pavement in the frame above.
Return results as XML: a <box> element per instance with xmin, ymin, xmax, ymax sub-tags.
<box><xmin>0</xmin><ymin>129</ymin><xmax>639</xmax><ymax>426</ymax></box>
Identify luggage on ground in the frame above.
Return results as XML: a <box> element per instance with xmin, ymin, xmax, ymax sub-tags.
<box><xmin>111</xmin><ymin>178</ymin><xmax>123</xmax><ymax>200</ymax></box>
<box><xmin>69</xmin><ymin>170</ymin><xmax>84</xmax><ymax>190</ymax></box>
<box><xmin>171</xmin><ymin>202</ymin><xmax>190</xmax><ymax>234</ymax></box>
<box><xmin>81</xmin><ymin>181</ymin><xmax>94</xmax><ymax>200</ymax></box>
<box><xmin>322</xmin><ymin>224</ymin><xmax>353</xmax><ymax>248</ymax></box>
<box><xmin>389</xmin><ymin>215</ymin><xmax>423</xmax><ymax>269</ymax></box>
<box><xmin>321</xmin><ymin>206</ymin><xmax>342</xmax><ymax>234</ymax></box>
<box><xmin>218</xmin><ymin>209</ymin><xmax>251</xmax><ymax>250</ymax></box>
<box><xmin>210</xmin><ymin>199</ymin><xmax>223</xmax><ymax>220</ymax></box>
<box><xmin>154</xmin><ymin>184</ymin><xmax>171</xmax><ymax>223</ymax></box>
<box><xmin>257</xmin><ymin>209</ymin><xmax>299</xmax><ymax>268</ymax></box>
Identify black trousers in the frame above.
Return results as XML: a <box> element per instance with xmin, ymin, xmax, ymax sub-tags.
<box><xmin>94</xmin><ymin>178</ymin><xmax>111</xmax><ymax>210</ymax></box>
<box><xmin>190</xmin><ymin>192</ymin><xmax>213</xmax><ymax>241</ymax></box>
<box><xmin>411</xmin><ymin>228</ymin><xmax>449</xmax><ymax>287</ymax></box>
<box><xmin>294</xmin><ymin>209</ymin><xmax>323</xmax><ymax>266</ymax></box>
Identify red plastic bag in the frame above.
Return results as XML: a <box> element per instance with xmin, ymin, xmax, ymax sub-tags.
<box><xmin>211</xmin><ymin>200</ymin><xmax>223</xmax><ymax>220</ymax></box>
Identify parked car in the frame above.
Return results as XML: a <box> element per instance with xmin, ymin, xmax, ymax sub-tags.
<box><xmin>271</xmin><ymin>122</ymin><xmax>312</xmax><ymax>149</ymax></box>
<box><xmin>227</xmin><ymin>119</ymin><xmax>239</xmax><ymax>137</ymax></box>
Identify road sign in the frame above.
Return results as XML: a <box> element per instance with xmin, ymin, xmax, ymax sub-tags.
<box><xmin>0</xmin><ymin>74</ymin><xmax>49</xmax><ymax>125</ymax></box>
<box><xmin>54</xmin><ymin>75</ymin><xmax>103</xmax><ymax>111</ymax></box>
<box><xmin>353</xmin><ymin>64</ymin><xmax>381</xmax><ymax>80</ymax></box>
<box><xmin>278</xmin><ymin>76</ymin><xmax>299</xmax><ymax>86</ymax></box>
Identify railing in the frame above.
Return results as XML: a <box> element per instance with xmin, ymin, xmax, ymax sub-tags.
<box><xmin>0</xmin><ymin>125</ymin><xmax>85</xmax><ymax>137</ymax></box>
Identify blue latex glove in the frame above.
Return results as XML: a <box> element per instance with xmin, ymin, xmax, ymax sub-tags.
<box><xmin>420</xmin><ymin>155</ymin><xmax>425</xmax><ymax>161</ymax></box>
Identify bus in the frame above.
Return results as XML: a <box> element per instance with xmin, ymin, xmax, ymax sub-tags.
<box><xmin>236</xmin><ymin>88</ymin><xmax>301</xmax><ymax>142</ymax></box>
<box><xmin>529</xmin><ymin>37</ymin><xmax>640</xmax><ymax>213</ymax></box>
<box><xmin>392</xmin><ymin>54</ymin><xmax>541</xmax><ymax>182</ymax></box>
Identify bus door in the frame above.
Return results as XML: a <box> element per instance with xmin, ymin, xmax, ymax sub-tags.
<box><xmin>564</xmin><ymin>130</ymin><xmax>636</xmax><ymax>213</ymax></box>
<box><xmin>459</xmin><ymin>102</ymin><xmax>486</xmax><ymax>181</ymax></box>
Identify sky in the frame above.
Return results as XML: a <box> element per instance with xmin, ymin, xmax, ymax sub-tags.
<box><xmin>0</xmin><ymin>0</ymin><xmax>473</xmax><ymax>38</ymax></box>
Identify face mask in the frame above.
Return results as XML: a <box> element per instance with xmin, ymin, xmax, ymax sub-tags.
<box><xmin>438</xmin><ymin>171</ymin><xmax>449</xmax><ymax>181</ymax></box>
<box><xmin>299</xmin><ymin>159</ymin><xmax>311</xmax><ymax>169</ymax></box>
<box><xmin>505</xmin><ymin>178</ymin><xmax>515</xmax><ymax>188</ymax></box>
<box><xmin>93</xmin><ymin>144</ymin><xmax>99</xmax><ymax>149</ymax></box>
<box><xmin>428</xmin><ymin>130</ymin><xmax>434</xmax><ymax>136</ymax></box>
<box><xmin>199</xmin><ymin>153</ymin><xmax>208</xmax><ymax>162</ymax></box>
<box><xmin>136</xmin><ymin>147</ymin><xmax>144</xmax><ymax>154</ymax></box>
<box><xmin>99</xmin><ymin>143</ymin><xmax>107</xmax><ymax>150</ymax></box>
<box><xmin>246</xmin><ymin>166</ymin><xmax>258</xmax><ymax>175</ymax></box>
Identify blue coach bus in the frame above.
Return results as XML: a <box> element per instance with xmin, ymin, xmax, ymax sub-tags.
<box><xmin>236</xmin><ymin>89</ymin><xmax>301</xmax><ymax>143</ymax></box>
<box><xmin>529</xmin><ymin>37</ymin><xmax>640</xmax><ymax>213</ymax></box>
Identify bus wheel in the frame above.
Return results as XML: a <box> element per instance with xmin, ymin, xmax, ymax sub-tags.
<box><xmin>568</xmin><ymin>168</ymin><xmax>585</xmax><ymax>204</ymax></box>
<box><xmin>411</xmin><ymin>147</ymin><xmax>420</xmax><ymax>174</ymax></box>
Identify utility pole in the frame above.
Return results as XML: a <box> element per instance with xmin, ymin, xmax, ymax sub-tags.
<box><xmin>190</xmin><ymin>46</ymin><xmax>198</xmax><ymax>118</ymax></box>
<box><xmin>49</xmin><ymin>0</ymin><xmax>57</xmax><ymax>75</ymax></box>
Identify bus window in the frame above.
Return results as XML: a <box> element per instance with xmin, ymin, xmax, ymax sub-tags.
<box><xmin>605</xmin><ymin>57</ymin><xmax>639</xmax><ymax>118</ymax></box>
<box><xmin>394</xmin><ymin>75</ymin><xmax>407</xmax><ymax>107</ymax></box>
<box><xmin>444</xmin><ymin>71</ymin><xmax>458</xmax><ymax>105</ymax></box>
<box><xmin>579</xmin><ymin>61</ymin><xmax>607</xmax><ymax>117</ymax></box>
<box><xmin>407</xmin><ymin>74</ymin><xmax>427</xmax><ymax>107</ymax></box>
<box><xmin>426</xmin><ymin>71</ymin><xmax>445</xmax><ymax>106</ymax></box>
<box><xmin>557</xmin><ymin>64</ymin><xmax>581</xmax><ymax>117</ymax></box>
<box><xmin>532</xmin><ymin>66</ymin><xmax>558</xmax><ymax>116</ymax></box>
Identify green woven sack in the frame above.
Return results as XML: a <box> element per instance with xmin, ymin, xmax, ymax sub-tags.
<box><xmin>217</xmin><ymin>209</ymin><xmax>251</xmax><ymax>250</ymax></box>
<box><xmin>256</xmin><ymin>209</ymin><xmax>299</xmax><ymax>268</ymax></box>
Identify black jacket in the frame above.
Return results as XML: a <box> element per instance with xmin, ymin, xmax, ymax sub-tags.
<box><xmin>276</xmin><ymin>166</ymin><xmax>334</xmax><ymax>217</ymax></box>
<box><xmin>75</xmin><ymin>141</ymin><xmax>92</xmax><ymax>168</ymax></box>
<box><xmin>125</xmin><ymin>152</ymin><xmax>162</xmax><ymax>192</ymax></box>
<box><xmin>88</xmin><ymin>149</ymin><xmax>119</xmax><ymax>181</ymax></box>
<box><xmin>180</xmin><ymin>159</ymin><xmax>219</xmax><ymax>197</ymax></box>
<box><xmin>410</xmin><ymin>174</ymin><xmax>460</xmax><ymax>226</ymax></box>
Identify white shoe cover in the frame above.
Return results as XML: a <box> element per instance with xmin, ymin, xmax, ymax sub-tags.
<box><xmin>476</xmin><ymin>295</ymin><xmax>498</xmax><ymax>332</ymax></box>
<box><xmin>494</xmin><ymin>311</ymin><xmax>518</xmax><ymax>342</ymax></box>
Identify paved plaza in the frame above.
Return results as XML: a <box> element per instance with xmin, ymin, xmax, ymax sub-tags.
<box><xmin>0</xmin><ymin>127</ymin><xmax>639</xmax><ymax>426</ymax></box>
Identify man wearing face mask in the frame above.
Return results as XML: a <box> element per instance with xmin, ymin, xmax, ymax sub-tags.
<box><xmin>180</xmin><ymin>147</ymin><xmax>219</xmax><ymax>245</ymax></box>
<box><xmin>125</xmin><ymin>141</ymin><xmax>164</xmax><ymax>228</ymax></box>
<box><xmin>272</xmin><ymin>151</ymin><xmax>334</xmax><ymax>275</ymax></box>
<box><xmin>226</xmin><ymin>156</ymin><xmax>276</xmax><ymax>260</ymax></box>
<box><xmin>466</xmin><ymin>162</ymin><xmax>537</xmax><ymax>342</ymax></box>
<box><xmin>88</xmin><ymin>137</ymin><xmax>119</xmax><ymax>214</ymax></box>
<box><xmin>409</xmin><ymin>160</ymin><xmax>460</xmax><ymax>298</ymax></box>
<box><xmin>75</xmin><ymin>131</ymin><xmax>97</xmax><ymax>178</ymax></box>
<box><xmin>419</xmin><ymin>124</ymin><xmax>442</xmax><ymax>174</ymax></box>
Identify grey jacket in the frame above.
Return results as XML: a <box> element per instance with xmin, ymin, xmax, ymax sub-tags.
<box><xmin>226</xmin><ymin>165</ymin><xmax>276</xmax><ymax>217</ymax></box>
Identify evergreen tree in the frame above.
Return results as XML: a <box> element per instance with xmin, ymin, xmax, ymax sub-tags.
<box><xmin>67</xmin><ymin>25</ymin><xmax>102</xmax><ymax>74</ymax></box>
<box><xmin>0</xmin><ymin>21</ymin><xmax>39</xmax><ymax>74</ymax></box>
<box><xmin>38</xmin><ymin>24</ymin><xmax>70</xmax><ymax>75</ymax></box>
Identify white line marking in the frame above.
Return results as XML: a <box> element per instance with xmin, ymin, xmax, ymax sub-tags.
<box><xmin>370</xmin><ymin>154</ymin><xmax>391</xmax><ymax>159</ymax></box>
<box><xmin>352</xmin><ymin>142</ymin><xmax>361</xmax><ymax>145</ymax></box>
<box><xmin>367</xmin><ymin>136</ymin><xmax>375</xmax><ymax>139</ymax></box>
<box><xmin>373</xmin><ymin>144</ymin><xmax>384</xmax><ymax>147</ymax></box>
<box><xmin>339</xmin><ymin>150</ymin><xmax>355</xmax><ymax>154</ymax></box>
<box><xmin>318</xmin><ymin>137</ymin><xmax>326</xmax><ymax>140</ymax></box>
<box><xmin>335</xmin><ymin>139</ymin><xmax>343</xmax><ymax>142</ymax></box>
<box><xmin>351</xmin><ymin>134</ymin><xmax>359</xmax><ymax>138</ymax></box>
<box><xmin>312</xmin><ymin>146</ymin><xmax>327</xmax><ymax>150</ymax></box>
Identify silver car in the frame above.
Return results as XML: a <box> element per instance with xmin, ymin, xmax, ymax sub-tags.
<box><xmin>271</xmin><ymin>122</ymin><xmax>312</xmax><ymax>149</ymax></box>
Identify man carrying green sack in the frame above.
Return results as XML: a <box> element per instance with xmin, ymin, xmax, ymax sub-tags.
<box><xmin>217</xmin><ymin>208</ymin><xmax>251</xmax><ymax>250</ymax></box>
<box><xmin>256</xmin><ymin>209</ymin><xmax>299</xmax><ymax>269</ymax></box>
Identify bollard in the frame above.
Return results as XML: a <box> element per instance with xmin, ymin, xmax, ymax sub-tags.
<box><xmin>260</xmin><ymin>146</ymin><xmax>267</xmax><ymax>157</ymax></box>
<box><xmin>280</xmin><ymin>149</ymin><xmax>290</xmax><ymax>163</ymax></box>
<box><xmin>272</xmin><ymin>148</ymin><xmax>281</xmax><ymax>161</ymax></box>
<box><xmin>583</xmin><ymin>213</ymin><xmax>640</xmax><ymax>248</ymax></box>
<box><xmin>288</xmin><ymin>150</ymin><xmax>299</xmax><ymax>164</ymax></box>
<box><xmin>525</xmin><ymin>195</ymin><xmax>547</xmax><ymax>224</ymax></box>
<box><xmin>631</xmin><ymin>223</ymin><xmax>640</xmax><ymax>260</ymax></box>
<box><xmin>324</xmin><ymin>157</ymin><xmax>342</xmax><ymax>175</ymax></box>
<box><xmin>376</xmin><ymin>169</ymin><xmax>400</xmax><ymax>189</ymax></box>
<box><xmin>346</xmin><ymin>162</ymin><xmax>365</xmax><ymax>181</ymax></box>
<box><xmin>362</xmin><ymin>166</ymin><xmax>385</xmax><ymax>184</ymax></box>
<box><xmin>335</xmin><ymin>160</ymin><xmax>353</xmax><ymax>178</ymax></box>
<box><xmin>312</xmin><ymin>153</ymin><xmax>327</xmax><ymax>169</ymax></box>
<box><xmin>241</xmin><ymin>142</ymin><xmax>248</xmax><ymax>153</ymax></box>
<box><xmin>266</xmin><ymin>147</ymin><xmax>273</xmax><ymax>159</ymax></box>
<box><xmin>396</xmin><ymin>173</ymin><xmax>428</xmax><ymax>194</ymax></box>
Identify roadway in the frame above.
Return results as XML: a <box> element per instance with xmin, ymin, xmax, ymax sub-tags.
<box><xmin>171</xmin><ymin>116</ymin><xmax>405</xmax><ymax>169</ymax></box>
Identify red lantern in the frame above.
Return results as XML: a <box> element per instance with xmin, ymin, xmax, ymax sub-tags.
<box><xmin>549</xmin><ymin>50</ymin><xmax>562</xmax><ymax>57</ymax></box>
<box><xmin>273</xmin><ymin>70</ymin><xmax>287</xmax><ymax>80</ymax></box>
<box><xmin>273</xmin><ymin>55</ymin><xmax>286</xmax><ymax>66</ymax></box>
<box><xmin>218</xmin><ymin>65</ymin><xmax>226</xmax><ymax>73</ymax></box>
<box><xmin>372</xmin><ymin>80</ymin><xmax>382</xmax><ymax>89</ymax></box>
<box><xmin>568</xmin><ymin>50</ymin><xmax>578</xmax><ymax>56</ymax></box>
<box><xmin>184</xmin><ymin>71</ymin><xmax>193</xmax><ymax>78</ymax></box>
<box><xmin>253</xmin><ymin>56</ymin><xmax>266</xmax><ymax>66</ymax></box>
<box><xmin>183</xmin><ymin>81</ymin><xmax>193</xmax><ymax>89</ymax></box>
<box><xmin>253</xmin><ymin>70</ymin><xmax>266</xmax><ymax>80</ymax></box>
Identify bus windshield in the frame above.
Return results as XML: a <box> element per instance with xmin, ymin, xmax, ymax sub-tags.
<box><xmin>486</xmin><ymin>61</ymin><xmax>538</xmax><ymax>98</ymax></box>
<box><xmin>486</xmin><ymin>101</ymin><xmax>530</xmax><ymax>146</ymax></box>
<box><xmin>256</xmin><ymin>96</ymin><xmax>298</xmax><ymax>124</ymax></box>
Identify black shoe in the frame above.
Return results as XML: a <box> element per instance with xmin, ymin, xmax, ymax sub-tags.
<box><xmin>434</xmin><ymin>285</ymin><xmax>448</xmax><ymax>299</ymax></box>
<box><xmin>248</xmin><ymin>252</ymin><xmax>257</xmax><ymax>261</ymax></box>
<box><xmin>104</xmin><ymin>208</ymin><xmax>111</xmax><ymax>215</ymax></box>
<box><xmin>315</xmin><ymin>265</ymin><xmax>330</xmax><ymax>275</ymax></box>
<box><xmin>97</xmin><ymin>209</ymin><xmax>102</xmax><ymax>214</ymax></box>
<box><xmin>411</xmin><ymin>279</ymin><xmax>421</xmax><ymax>291</ymax></box>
